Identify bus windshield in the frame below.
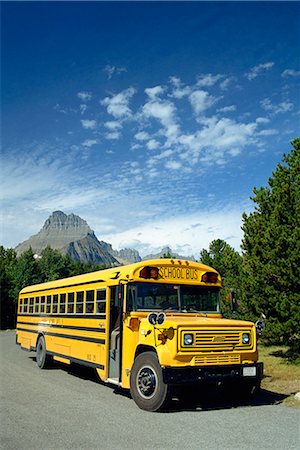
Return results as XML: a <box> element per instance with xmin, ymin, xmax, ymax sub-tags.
<box><xmin>127</xmin><ymin>283</ymin><xmax>220</xmax><ymax>313</ymax></box>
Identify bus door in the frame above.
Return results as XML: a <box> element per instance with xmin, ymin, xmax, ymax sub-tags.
<box><xmin>108</xmin><ymin>285</ymin><xmax>123</xmax><ymax>380</ymax></box>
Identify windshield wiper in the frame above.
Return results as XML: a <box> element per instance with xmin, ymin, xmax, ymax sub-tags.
<box><xmin>181</xmin><ymin>307</ymin><xmax>208</xmax><ymax>316</ymax></box>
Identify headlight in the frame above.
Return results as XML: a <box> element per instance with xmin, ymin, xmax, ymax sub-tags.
<box><xmin>184</xmin><ymin>333</ymin><xmax>194</xmax><ymax>346</ymax></box>
<box><xmin>242</xmin><ymin>333</ymin><xmax>250</xmax><ymax>345</ymax></box>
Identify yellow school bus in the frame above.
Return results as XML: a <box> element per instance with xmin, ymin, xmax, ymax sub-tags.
<box><xmin>16</xmin><ymin>259</ymin><xmax>263</xmax><ymax>411</ymax></box>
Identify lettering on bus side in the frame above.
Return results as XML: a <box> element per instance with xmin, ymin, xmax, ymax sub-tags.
<box><xmin>159</xmin><ymin>267</ymin><xmax>198</xmax><ymax>281</ymax></box>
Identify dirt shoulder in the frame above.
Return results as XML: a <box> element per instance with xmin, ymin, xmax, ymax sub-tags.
<box><xmin>259</xmin><ymin>345</ymin><xmax>300</xmax><ymax>408</ymax></box>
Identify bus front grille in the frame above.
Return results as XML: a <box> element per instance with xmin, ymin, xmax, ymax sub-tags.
<box><xmin>194</xmin><ymin>331</ymin><xmax>240</xmax><ymax>350</ymax></box>
<box><xmin>194</xmin><ymin>353</ymin><xmax>241</xmax><ymax>366</ymax></box>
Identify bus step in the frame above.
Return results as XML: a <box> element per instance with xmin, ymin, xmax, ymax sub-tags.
<box><xmin>106</xmin><ymin>377</ymin><xmax>121</xmax><ymax>386</ymax></box>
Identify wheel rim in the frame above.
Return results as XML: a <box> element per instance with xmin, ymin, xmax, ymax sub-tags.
<box><xmin>136</xmin><ymin>365</ymin><xmax>158</xmax><ymax>399</ymax></box>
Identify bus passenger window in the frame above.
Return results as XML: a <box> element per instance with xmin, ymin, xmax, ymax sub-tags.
<box><xmin>46</xmin><ymin>295</ymin><xmax>51</xmax><ymax>313</ymax></box>
<box><xmin>96</xmin><ymin>290</ymin><xmax>106</xmax><ymax>314</ymax></box>
<box><xmin>53</xmin><ymin>294</ymin><xmax>58</xmax><ymax>313</ymax></box>
<box><xmin>40</xmin><ymin>296</ymin><xmax>45</xmax><ymax>313</ymax></box>
<box><xmin>24</xmin><ymin>298</ymin><xmax>28</xmax><ymax>314</ymax></box>
<box><xmin>35</xmin><ymin>297</ymin><xmax>40</xmax><ymax>314</ymax></box>
<box><xmin>67</xmin><ymin>293</ymin><xmax>74</xmax><ymax>313</ymax></box>
<box><xmin>76</xmin><ymin>291</ymin><xmax>84</xmax><ymax>314</ymax></box>
<box><xmin>86</xmin><ymin>290</ymin><xmax>95</xmax><ymax>314</ymax></box>
<box><xmin>60</xmin><ymin>293</ymin><xmax>66</xmax><ymax>313</ymax></box>
<box><xmin>19</xmin><ymin>299</ymin><xmax>23</xmax><ymax>313</ymax></box>
<box><xmin>29</xmin><ymin>298</ymin><xmax>34</xmax><ymax>313</ymax></box>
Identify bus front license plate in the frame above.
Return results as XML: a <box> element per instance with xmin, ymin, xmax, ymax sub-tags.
<box><xmin>243</xmin><ymin>367</ymin><xmax>256</xmax><ymax>377</ymax></box>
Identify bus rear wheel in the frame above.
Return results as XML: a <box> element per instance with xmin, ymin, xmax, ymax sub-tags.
<box><xmin>130</xmin><ymin>352</ymin><xmax>169</xmax><ymax>411</ymax></box>
<box><xmin>36</xmin><ymin>335</ymin><xmax>51</xmax><ymax>369</ymax></box>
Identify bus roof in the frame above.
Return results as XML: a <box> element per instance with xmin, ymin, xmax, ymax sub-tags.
<box><xmin>19</xmin><ymin>258</ymin><xmax>221</xmax><ymax>294</ymax></box>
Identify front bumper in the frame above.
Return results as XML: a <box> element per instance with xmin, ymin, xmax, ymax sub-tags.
<box><xmin>162</xmin><ymin>362</ymin><xmax>263</xmax><ymax>385</ymax></box>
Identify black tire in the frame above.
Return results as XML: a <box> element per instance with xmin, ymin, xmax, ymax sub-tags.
<box><xmin>36</xmin><ymin>335</ymin><xmax>51</xmax><ymax>369</ymax></box>
<box><xmin>130</xmin><ymin>352</ymin><xmax>169</xmax><ymax>411</ymax></box>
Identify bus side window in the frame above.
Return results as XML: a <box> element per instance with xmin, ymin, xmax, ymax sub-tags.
<box><xmin>40</xmin><ymin>296</ymin><xmax>45</xmax><ymax>314</ymax></box>
<box><xmin>23</xmin><ymin>298</ymin><xmax>28</xmax><ymax>314</ymax></box>
<box><xmin>60</xmin><ymin>293</ymin><xmax>66</xmax><ymax>313</ymax></box>
<box><xmin>86</xmin><ymin>290</ymin><xmax>95</xmax><ymax>314</ymax></box>
<box><xmin>96</xmin><ymin>290</ymin><xmax>106</xmax><ymax>314</ymax></box>
<box><xmin>67</xmin><ymin>293</ymin><xmax>74</xmax><ymax>313</ymax></box>
<box><xmin>19</xmin><ymin>299</ymin><xmax>23</xmax><ymax>314</ymax></box>
<box><xmin>29</xmin><ymin>297</ymin><xmax>34</xmax><ymax>313</ymax></box>
<box><xmin>46</xmin><ymin>295</ymin><xmax>51</xmax><ymax>313</ymax></box>
<box><xmin>76</xmin><ymin>291</ymin><xmax>84</xmax><ymax>314</ymax></box>
<box><xmin>53</xmin><ymin>294</ymin><xmax>58</xmax><ymax>314</ymax></box>
<box><xmin>35</xmin><ymin>297</ymin><xmax>40</xmax><ymax>314</ymax></box>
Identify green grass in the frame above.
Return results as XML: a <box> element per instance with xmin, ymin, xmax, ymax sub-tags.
<box><xmin>259</xmin><ymin>345</ymin><xmax>300</xmax><ymax>407</ymax></box>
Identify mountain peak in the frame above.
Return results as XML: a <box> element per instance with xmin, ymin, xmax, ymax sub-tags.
<box><xmin>43</xmin><ymin>211</ymin><xmax>91</xmax><ymax>232</ymax></box>
<box><xmin>15</xmin><ymin>210</ymin><xmax>119</xmax><ymax>265</ymax></box>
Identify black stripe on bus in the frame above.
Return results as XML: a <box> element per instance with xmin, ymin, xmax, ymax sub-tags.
<box><xmin>17</xmin><ymin>321</ymin><xmax>106</xmax><ymax>333</ymax></box>
<box><xmin>18</xmin><ymin>314</ymin><xmax>106</xmax><ymax>319</ymax></box>
<box><xmin>17</xmin><ymin>328</ymin><xmax>105</xmax><ymax>344</ymax></box>
<box><xmin>20</xmin><ymin>279</ymin><xmax>106</xmax><ymax>295</ymax></box>
<box><xmin>47</xmin><ymin>351</ymin><xmax>105</xmax><ymax>370</ymax></box>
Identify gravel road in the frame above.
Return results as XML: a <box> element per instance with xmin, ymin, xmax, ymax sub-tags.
<box><xmin>1</xmin><ymin>331</ymin><xmax>299</xmax><ymax>449</ymax></box>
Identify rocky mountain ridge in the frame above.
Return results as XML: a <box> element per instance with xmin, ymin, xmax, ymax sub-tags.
<box><xmin>15</xmin><ymin>211</ymin><xmax>193</xmax><ymax>265</ymax></box>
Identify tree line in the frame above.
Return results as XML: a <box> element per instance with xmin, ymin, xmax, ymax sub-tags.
<box><xmin>0</xmin><ymin>246</ymin><xmax>107</xmax><ymax>329</ymax></box>
<box><xmin>1</xmin><ymin>138</ymin><xmax>299</xmax><ymax>357</ymax></box>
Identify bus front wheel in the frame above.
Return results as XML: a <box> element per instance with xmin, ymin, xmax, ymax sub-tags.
<box><xmin>130</xmin><ymin>352</ymin><xmax>169</xmax><ymax>411</ymax></box>
<box><xmin>36</xmin><ymin>335</ymin><xmax>51</xmax><ymax>369</ymax></box>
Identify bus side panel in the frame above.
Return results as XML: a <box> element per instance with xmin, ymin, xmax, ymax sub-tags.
<box><xmin>16</xmin><ymin>315</ymin><xmax>38</xmax><ymax>351</ymax></box>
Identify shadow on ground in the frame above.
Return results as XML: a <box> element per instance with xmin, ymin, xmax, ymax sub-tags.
<box><xmin>30</xmin><ymin>356</ymin><xmax>288</xmax><ymax>412</ymax></box>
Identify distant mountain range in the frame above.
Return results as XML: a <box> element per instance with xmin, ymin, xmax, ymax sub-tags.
<box><xmin>15</xmin><ymin>211</ymin><xmax>194</xmax><ymax>265</ymax></box>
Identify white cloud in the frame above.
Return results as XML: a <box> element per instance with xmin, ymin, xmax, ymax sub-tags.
<box><xmin>53</xmin><ymin>104</ymin><xmax>67</xmax><ymax>114</ymax></box>
<box><xmin>165</xmin><ymin>160</ymin><xmax>182</xmax><ymax>170</ymax></box>
<box><xmin>103</xmin><ymin>65</ymin><xmax>127</xmax><ymax>79</ymax></box>
<box><xmin>260</xmin><ymin>98</ymin><xmax>294</xmax><ymax>114</ymax></box>
<box><xmin>105</xmin><ymin>131</ymin><xmax>121</xmax><ymax>140</ymax></box>
<box><xmin>81</xmin><ymin>119</ymin><xmax>97</xmax><ymax>130</ymax></box>
<box><xmin>101</xmin><ymin>87</ymin><xmax>136</xmax><ymax>118</ymax></box>
<box><xmin>142</xmin><ymin>98</ymin><xmax>179</xmax><ymax>142</ymax></box>
<box><xmin>169</xmin><ymin>76</ymin><xmax>191</xmax><ymax>99</ymax></box>
<box><xmin>281</xmin><ymin>69</ymin><xmax>300</xmax><ymax>78</ymax></box>
<box><xmin>197</xmin><ymin>116</ymin><xmax>257</xmax><ymax>152</ymax></box>
<box><xmin>80</xmin><ymin>104</ymin><xmax>87</xmax><ymax>115</ymax></box>
<box><xmin>104</xmin><ymin>121</ymin><xmax>123</xmax><ymax>130</ymax></box>
<box><xmin>219</xmin><ymin>77</ymin><xmax>235</xmax><ymax>90</ymax></box>
<box><xmin>146</xmin><ymin>139</ymin><xmax>160</xmax><ymax>150</ymax></box>
<box><xmin>217</xmin><ymin>105</ymin><xmax>236</xmax><ymax>113</ymax></box>
<box><xmin>77</xmin><ymin>91</ymin><xmax>92</xmax><ymax>102</ymax></box>
<box><xmin>255</xmin><ymin>117</ymin><xmax>270</xmax><ymax>124</ymax></box>
<box><xmin>81</xmin><ymin>139</ymin><xmax>98</xmax><ymax>147</ymax></box>
<box><xmin>189</xmin><ymin>90</ymin><xmax>217</xmax><ymax>114</ymax></box>
<box><xmin>196</xmin><ymin>73</ymin><xmax>223</xmax><ymax>87</ymax></box>
<box><xmin>246</xmin><ymin>62</ymin><xmax>274</xmax><ymax>80</ymax></box>
<box><xmin>145</xmin><ymin>85</ymin><xmax>165</xmax><ymax>100</ymax></box>
<box><xmin>134</xmin><ymin>131</ymin><xmax>150</xmax><ymax>141</ymax></box>
<box><xmin>257</xmin><ymin>129</ymin><xmax>278</xmax><ymax>136</ymax></box>
<box><xmin>102</xmin><ymin>208</ymin><xmax>245</xmax><ymax>257</ymax></box>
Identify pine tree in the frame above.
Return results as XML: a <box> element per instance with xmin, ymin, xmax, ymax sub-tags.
<box><xmin>199</xmin><ymin>239</ymin><xmax>243</xmax><ymax>315</ymax></box>
<box><xmin>0</xmin><ymin>246</ymin><xmax>17</xmax><ymax>328</ymax></box>
<box><xmin>38</xmin><ymin>246</ymin><xmax>72</xmax><ymax>281</ymax></box>
<box><xmin>242</xmin><ymin>138</ymin><xmax>300</xmax><ymax>355</ymax></box>
<box><xmin>10</xmin><ymin>248</ymin><xmax>41</xmax><ymax>300</ymax></box>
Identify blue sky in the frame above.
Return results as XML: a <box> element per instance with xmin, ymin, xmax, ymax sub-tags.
<box><xmin>1</xmin><ymin>1</ymin><xmax>300</xmax><ymax>258</ymax></box>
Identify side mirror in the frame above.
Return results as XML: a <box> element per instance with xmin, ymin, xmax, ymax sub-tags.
<box><xmin>230</xmin><ymin>289</ymin><xmax>238</xmax><ymax>313</ymax></box>
<box><xmin>255</xmin><ymin>314</ymin><xmax>266</xmax><ymax>335</ymax></box>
